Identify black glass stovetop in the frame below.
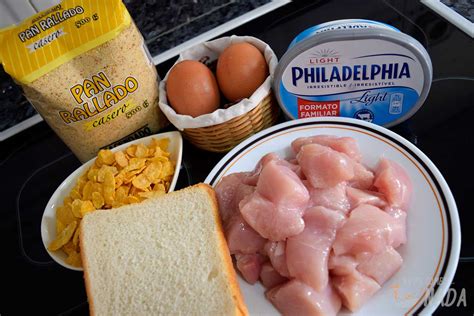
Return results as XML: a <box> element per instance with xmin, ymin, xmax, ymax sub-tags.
<box><xmin>1</xmin><ymin>1</ymin><xmax>473</xmax><ymax>315</ymax></box>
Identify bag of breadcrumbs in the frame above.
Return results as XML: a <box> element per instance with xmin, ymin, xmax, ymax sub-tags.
<box><xmin>0</xmin><ymin>0</ymin><xmax>167</xmax><ymax>162</ymax></box>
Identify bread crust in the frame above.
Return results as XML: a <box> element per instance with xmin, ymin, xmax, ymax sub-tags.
<box><xmin>197</xmin><ymin>183</ymin><xmax>249</xmax><ymax>316</ymax></box>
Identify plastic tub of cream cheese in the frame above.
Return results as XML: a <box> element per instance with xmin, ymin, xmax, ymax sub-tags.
<box><xmin>273</xmin><ymin>19</ymin><xmax>432</xmax><ymax>127</ymax></box>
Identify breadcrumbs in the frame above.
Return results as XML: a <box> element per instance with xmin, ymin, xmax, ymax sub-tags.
<box><xmin>22</xmin><ymin>23</ymin><xmax>167</xmax><ymax>162</ymax></box>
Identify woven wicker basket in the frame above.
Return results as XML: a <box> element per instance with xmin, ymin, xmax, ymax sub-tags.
<box><xmin>182</xmin><ymin>93</ymin><xmax>279</xmax><ymax>153</ymax></box>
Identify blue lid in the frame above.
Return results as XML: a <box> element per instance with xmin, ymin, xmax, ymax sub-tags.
<box><xmin>274</xmin><ymin>19</ymin><xmax>432</xmax><ymax>127</ymax></box>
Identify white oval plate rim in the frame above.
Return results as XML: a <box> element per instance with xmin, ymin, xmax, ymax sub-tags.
<box><xmin>204</xmin><ymin>117</ymin><xmax>461</xmax><ymax>315</ymax></box>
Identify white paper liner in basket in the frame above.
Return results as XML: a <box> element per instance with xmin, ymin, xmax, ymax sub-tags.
<box><xmin>158</xmin><ymin>35</ymin><xmax>278</xmax><ymax>130</ymax></box>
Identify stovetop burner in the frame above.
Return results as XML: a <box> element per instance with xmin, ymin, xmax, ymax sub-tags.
<box><xmin>16</xmin><ymin>152</ymin><xmax>74</xmax><ymax>266</ymax></box>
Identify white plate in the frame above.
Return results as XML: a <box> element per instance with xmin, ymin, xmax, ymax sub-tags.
<box><xmin>41</xmin><ymin>131</ymin><xmax>183</xmax><ymax>271</ymax></box>
<box><xmin>204</xmin><ymin>117</ymin><xmax>460</xmax><ymax>315</ymax></box>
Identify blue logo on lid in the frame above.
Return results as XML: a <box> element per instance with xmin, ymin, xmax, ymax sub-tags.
<box><xmin>354</xmin><ymin>109</ymin><xmax>374</xmax><ymax>122</ymax></box>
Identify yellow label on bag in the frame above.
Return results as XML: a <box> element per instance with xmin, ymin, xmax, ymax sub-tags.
<box><xmin>0</xmin><ymin>0</ymin><xmax>131</xmax><ymax>84</ymax></box>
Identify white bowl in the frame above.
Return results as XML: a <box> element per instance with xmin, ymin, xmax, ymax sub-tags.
<box><xmin>204</xmin><ymin>117</ymin><xmax>460</xmax><ymax>315</ymax></box>
<box><xmin>41</xmin><ymin>131</ymin><xmax>183</xmax><ymax>271</ymax></box>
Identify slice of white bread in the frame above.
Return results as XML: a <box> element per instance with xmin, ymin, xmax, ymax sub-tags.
<box><xmin>80</xmin><ymin>183</ymin><xmax>248</xmax><ymax>316</ymax></box>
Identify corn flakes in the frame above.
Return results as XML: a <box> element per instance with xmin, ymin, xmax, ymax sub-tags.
<box><xmin>49</xmin><ymin>137</ymin><xmax>176</xmax><ymax>268</ymax></box>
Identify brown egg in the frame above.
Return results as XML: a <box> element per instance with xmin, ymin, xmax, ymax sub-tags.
<box><xmin>216</xmin><ymin>42</ymin><xmax>269</xmax><ymax>102</ymax></box>
<box><xmin>166</xmin><ymin>60</ymin><xmax>220</xmax><ymax>117</ymax></box>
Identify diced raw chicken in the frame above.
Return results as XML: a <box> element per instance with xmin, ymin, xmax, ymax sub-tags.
<box><xmin>279</xmin><ymin>160</ymin><xmax>305</xmax><ymax>180</ymax></box>
<box><xmin>286</xmin><ymin>206</ymin><xmax>346</xmax><ymax>291</ymax></box>
<box><xmin>235</xmin><ymin>253</ymin><xmax>266</xmax><ymax>285</ymax></box>
<box><xmin>215</xmin><ymin>172</ymin><xmax>253</xmax><ymax>223</ymax></box>
<box><xmin>357</xmin><ymin>247</ymin><xmax>403</xmax><ymax>285</ymax></box>
<box><xmin>260</xmin><ymin>262</ymin><xmax>288</xmax><ymax>288</ymax></box>
<box><xmin>346</xmin><ymin>187</ymin><xmax>387</xmax><ymax>210</ymax></box>
<box><xmin>266</xmin><ymin>280</ymin><xmax>342</xmax><ymax>316</ymax></box>
<box><xmin>374</xmin><ymin>158</ymin><xmax>412</xmax><ymax>209</ymax></box>
<box><xmin>240</xmin><ymin>161</ymin><xmax>309</xmax><ymax>240</ymax></box>
<box><xmin>297</xmin><ymin>144</ymin><xmax>355</xmax><ymax>188</ymax></box>
<box><xmin>332</xmin><ymin>269</ymin><xmax>381</xmax><ymax>312</ymax></box>
<box><xmin>306</xmin><ymin>182</ymin><xmax>351</xmax><ymax>213</ymax></box>
<box><xmin>242</xmin><ymin>153</ymin><xmax>280</xmax><ymax>186</ymax></box>
<box><xmin>239</xmin><ymin>192</ymin><xmax>305</xmax><ymax>241</ymax></box>
<box><xmin>239</xmin><ymin>193</ymin><xmax>278</xmax><ymax>241</ymax></box>
<box><xmin>243</xmin><ymin>153</ymin><xmax>304</xmax><ymax>185</ymax></box>
<box><xmin>215</xmin><ymin>175</ymin><xmax>263</xmax><ymax>254</ymax></box>
<box><xmin>233</xmin><ymin>183</ymin><xmax>256</xmax><ymax>209</ymax></box>
<box><xmin>328</xmin><ymin>254</ymin><xmax>358</xmax><ymax>276</ymax></box>
<box><xmin>292</xmin><ymin>135</ymin><xmax>362</xmax><ymax>162</ymax></box>
<box><xmin>259</xmin><ymin>152</ymin><xmax>281</xmax><ymax>166</ymax></box>
<box><xmin>288</xmin><ymin>158</ymin><xmax>298</xmax><ymax>165</ymax></box>
<box><xmin>350</xmin><ymin>162</ymin><xmax>375</xmax><ymax>190</ymax></box>
<box><xmin>260</xmin><ymin>153</ymin><xmax>303</xmax><ymax>177</ymax></box>
<box><xmin>218</xmin><ymin>137</ymin><xmax>410</xmax><ymax>313</ymax></box>
<box><xmin>330</xmin><ymin>247</ymin><xmax>402</xmax><ymax>286</ymax></box>
<box><xmin>241</xmin><ymin>172</ymin><xmax>259</xmax><ymax>186</ymax></box>
<box><xmin>385</xmin><ymin>206</ymin><xmax>408</xmax><ymax>248</ymax></box>
<box><xmin>333</xmin><ymin>204</ymin><xmax>404</xmax><ymax>255</ymax></box>
<box><xmin>225</xmin><ymin>213</ymin><xmax>266</xmax><ymax>254</ymax></box>
<box><xmin>264</xmin><ymin>241</ymin><xmax>290</xmax><ymax>277</ymax></box>
<box><xmin>257</xmin><ymin>160</ymin><xmax>309</xmax><ymax>209</ymax></box>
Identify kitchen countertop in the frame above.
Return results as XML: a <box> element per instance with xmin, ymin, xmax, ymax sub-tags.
<box><xmin>1</xmin><ymin>0</ymin><xmax>473</xmax><ymax>314</ymax></box>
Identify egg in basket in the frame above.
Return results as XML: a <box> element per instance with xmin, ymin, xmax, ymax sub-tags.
<box><xmin>158</xmin><ymin>36</ymin><xmax>280</xmax><ymax>153</ymax></box>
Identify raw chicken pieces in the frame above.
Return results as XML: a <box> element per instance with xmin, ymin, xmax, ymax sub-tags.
<box><xmin>291</xmin><ymin>135</ymin><xmax>362</xmax><ymax>162</ymax></box>
<box><xmin>384</xmin><ymin>207</ymin><xmax>408</xmax><ymax>248</ymax></box>
<box><xmin>306</xmin><ymin>183</ymin><xmax>351</xmax><ymax>213</ymax></box>
<box><xmin>260</xmin><ymin>262</ymin><xmax>288</xmax><ymax>289</ymax></box>
<box><xmin>214</xmin><ymin>135</ymin><xmax>412</xmax><ymax>315</ymax></box>
<box><xmin>297</xmin><ymin>144</ymin><xmax>355</xmax><ymax>189</ymax></box>
<box><xmin>346</xmin><ymin>187</ymin><xmax>387</xmax><ymax>209</ymax></box>
<box><xmin>286</xmin><ymin>207</ymin><xmax>345</xmax><ymax>291</ymax></box>
<box><xmin>350</xmin><ymin>163</ymin><xmax>375</xmax><ymax>190</ymax></box>
<box><xmin>332</xmin><ymin>270</ymin><xmax>381</xmax><ymax>312</ymax></box>
<box><xmin>328</xmin><ymin>255</ymin><xmax>359</xmax><ymax>276</ymax></box>
<box><xmin>374</xmin><ymin>158</ymin><xmax>412</xmax><ymax>209</ymax></box>
<box><xmin>357</xmin><ymin>247</ymin><xmax>403</xmax><ymax>285</ymax></box>
<box><xmin>264</xmin><ymin>241</ymin><xmax>290</xmax><ymax>277</ymax></box>
<box><xmin>215</xmin><ymin>172</ymin><xmax>251</xmax><ymax>223</ymax></box>
<box><xmin>225</xmin><ymin>214</ymin><xmax>266</xmax><ymax>254</ymax></box>
<box><xmin>267</xmin><ymin>280</ymin><xmax>342</xmax><ymax>316</ymax></box>
<box><xmin>240</xmin><ymin>160</ymin><xmax>309</xmax><ymax>240</ymax></box>
<box><xmin>215</xmin><ymin>173</ymin><xmax>265</xmax><ymax>254</ymax></box>
<box><xmin>235</xmin><ymin>253</ymin><xmax>266</xmax><ymax>284</ymax></box>
<box><xmin>332</xmin><ymin>204</ymin><xmax>405</xmax><ymax>255</ymax></box>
